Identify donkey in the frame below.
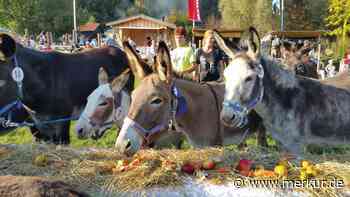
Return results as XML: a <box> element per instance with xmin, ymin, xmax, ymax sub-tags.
<box><xmin>219</xmin><ymin>27</ymin><xmax>350</xmax><ymax>157</ymax></box>
<box><xmin>0</xmin><ymin>32</ymin><xmax>133</xmax><ymax>144</ymax></box>
<box><xmin>75</xmin><ymin>67</ymin><xmax>184</xmax><ymax>148</ymax></box>
<box><xmin>115</xmin><ymin>40</ymin><xmax>266</xmax><ymax>156</ymax></box>
<box><xmin>260</xmin><ymin>35</ymin><xmax>318</xmax><ymax>79</ymax></box>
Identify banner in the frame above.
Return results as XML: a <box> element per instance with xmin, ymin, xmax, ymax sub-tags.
<box><xmin>188</xmin><ymin>0</ymin><xmax>201</xmax><ymax>22</ymax></box>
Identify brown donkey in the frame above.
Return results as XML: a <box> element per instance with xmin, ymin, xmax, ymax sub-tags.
<box><xmin>115</xmin><ymin>41</ymin><xmax>266</xmax><ymax>155</ymax></box>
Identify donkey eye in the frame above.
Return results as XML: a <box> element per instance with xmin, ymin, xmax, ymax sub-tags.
<box><xmin>99</xmin><ymin>101</ymin><xmax>108</xmax><ymax>106</ymax></box>
<box><xmin>245</xmin><ymin>76</ymin><xmax>253</xmax><ymax>83</ymax></box>
<box><xmin>150</xmin><ymin>98</ymin><xmax>163</xmax><ymax>105</ymax></box>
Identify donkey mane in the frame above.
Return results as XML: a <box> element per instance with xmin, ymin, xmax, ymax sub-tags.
<box><xmin>260</xmin><ymin>55</ymin><xmax>350</xmax><ymax>137</ymax></box>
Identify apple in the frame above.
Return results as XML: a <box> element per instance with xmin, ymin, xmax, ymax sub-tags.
<box><xmin>236</xmin><ymin>159</ymin><xmax>253</xmax><ymax>172</ymax></box>
<box><xmin>202</xmin><ymin>160</ymin><xmax>216</xmax><ymax>170</ymax></box>
<box><xmin>181</xmin><ymin>163</ymin><xmax>195</xmax><ymax>174</ymax></box>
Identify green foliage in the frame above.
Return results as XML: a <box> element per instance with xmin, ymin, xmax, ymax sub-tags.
<box><xmin>305</xmin><ymin>0</ymin><xmax>328</xmax><ymax>29</ymax></box>
<box><xmin>0</xmin><ymin>0</ymin><xmax>91</xmax><ymax>35</ymax></box>
<box><xmin>326</xmin><ymin>0</ymin><xmax>350</xmax><ymax>57</ymax></box>
<box><xmin>219</xmin><ymin>0</ymin><xmax>272</xmax><ymax>34</ymax></box>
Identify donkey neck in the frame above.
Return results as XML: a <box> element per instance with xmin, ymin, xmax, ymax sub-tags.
<box><xmin>16</xmin><ymin>44</ymin><xmax>53</xmax><ymax>68</ymax></box>
<box><xmin>172</xmin><ymin>79</ymin><xmax>222</xmax><ymax>146</ymax></box>
<box><xmin>255</xmin><ymin>57</ymin><xmax>299</xmax><ymax>115</ymax></box>
<box><xmin>254</xmin><ymin>57</ymin><xmax>303</xmax><ymax>146</ymax></box>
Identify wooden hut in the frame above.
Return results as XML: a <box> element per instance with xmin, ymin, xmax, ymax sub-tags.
<box><xmin>106</xmin><ymin>14</ymin><xmax>176</xmax><ymax>47</ymax></box>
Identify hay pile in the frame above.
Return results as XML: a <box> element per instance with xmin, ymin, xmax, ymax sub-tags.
<box><xmin>0</xmin><ymin>144</ymin><xmax>349</xmax><ymax>196</ymax></box>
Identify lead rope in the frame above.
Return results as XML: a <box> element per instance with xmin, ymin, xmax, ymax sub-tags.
<box><xmin>169</xmin><ymin>87</ymin><xmax>183</xmax><ymax>133</ymax></box>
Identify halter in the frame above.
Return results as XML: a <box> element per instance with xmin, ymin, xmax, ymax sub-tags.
<box><xmin>81</xmin><ymin>88</ymin><xmax>126</xmax><ymax>135</ymax></box>
<box><xmin>223</xmin><ymin>66</ymin><xmax>264</xmax><ymax>128</ymax></box>
<box><xmin>122</xmin><ymin>84</ymin><xmax>187</xmax><ymax>146</ymax></box>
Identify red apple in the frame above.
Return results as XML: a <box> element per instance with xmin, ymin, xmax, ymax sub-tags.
<box><xmin>181</xmin><ymin>164</ymin><xmax>195</xmax><ymax>174</ymax></box>
<box><xmin>236</xmin><ymin>159</ymin><xmax>253</xmax><ymax>172</ymax></box>
<box><xmin>202</xmin><ymin>160</ymin><xmax>216</xmax><ymax>170</ymax></box>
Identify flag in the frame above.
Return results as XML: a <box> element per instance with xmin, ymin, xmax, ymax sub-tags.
<box><xmin>188</xmin><ymin>0</ymin><xmax>201</xmax><ymax>22</ymax></box>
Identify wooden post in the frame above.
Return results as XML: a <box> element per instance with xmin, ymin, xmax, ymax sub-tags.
<box><xmin>97</xmin><ymin>33</ymin><xmax>101</xmax><ymax>47</ymax></box>
<box><xmin>317</xmin><ymin>36</ymin><xmax>322</xmax><ymax>73</ymax></box>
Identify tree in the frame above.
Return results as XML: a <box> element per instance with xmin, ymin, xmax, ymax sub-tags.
<box><xmin>0</xmin><ymin>0</ymin><xmax>41</xmax><ymax>33</ymax></box>
<box><xmin>305</xmin><ymin>0</ymin><xmax>328</xmax><ymax>29</ymax></box>
<box><xmin>0</xmin><ymin>0</ymin><xmax>91</xmax><ymax>35</ymax></box>
<box><xmin>219</xmin><ymin>0</ymin><xmax>272</xmax><ymax>34</ymax></box>
<box><xmin>326</xmin><ymin>0</ymin><xmax>350</xmax><ymax>57</ymax></box>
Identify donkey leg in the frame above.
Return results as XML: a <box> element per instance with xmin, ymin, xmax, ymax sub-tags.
<box><xmin>256</xmin><ymin>124</ymin><xmax>268</xmax><ymax>148</ymax></box>
<box><xmin>30</xmin><ymin>114</ymin><xmax>70</xmax><ymax>145</ymax></box>
<box><xmin>52</xmin><ymin>121</ymin><xmax>70</xmax><ymax>145</ymax></box>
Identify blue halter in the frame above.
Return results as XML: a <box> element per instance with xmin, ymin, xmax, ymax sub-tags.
<box><xmin>223</xmin><ymin>79</ymin><xmax>264</xmax><ymax>128</ymax></box>
<box><xmin>171</xmin><ymin>85</ymin><xmax>188</xmax><ymax>117</ymax></box>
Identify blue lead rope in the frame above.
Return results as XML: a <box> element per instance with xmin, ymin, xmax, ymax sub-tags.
<box><xmin>0</xmin><ymin>55</ymin><xmax>79</xmax><ymax>129</ymax></box>
<box><xmin>0</xmin><ymin>101</ymin><xmax>19</xmax><ymax>117</ymax></box>
<box><xmin>0</xmin><ymin>100</ymin><xmax>79</xmax><ymax>128</ymax></box>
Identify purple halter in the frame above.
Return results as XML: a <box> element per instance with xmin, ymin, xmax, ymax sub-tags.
<box><xmin>123</xmin><ymin>85</ymin><xmax>187</xmax><ymax>144</ymax></box>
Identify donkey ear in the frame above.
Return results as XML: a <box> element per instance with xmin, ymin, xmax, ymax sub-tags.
<box><xmin>213</xmin><ymin>31</ymin><xmax>236</xmax><ymax>59</ymax></box>
<box><xmin>98</xmin><ymin>67</ymin><xmax>109</xmax><ymax>85</ymax></box>
<box><xmin>0</xmin><ymin>33</ymin><xmax>16</xmax><ymax>60</ymax></box>
<box><xmin>111</xmin><ymin>69</ymin><xmax>130</xmax><ymax>93</ymax></box>
<box><xmin>123</xmin><ymin>41</ymin><xmax>151</xmax><ymax>80</ymax></box>
<box><xmin>155</xmin><ymin>41</ymin><xmax>172</xmax><ymax>83</ymax></box>
<box><xmin>247</xmin><ymin>27</ymin><xmax>261</xmax><ymax>59</ymax></box>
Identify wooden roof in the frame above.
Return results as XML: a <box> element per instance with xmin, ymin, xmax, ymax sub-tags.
<box><xmin>192</xmin><ymin>28</ymin><xmax>244</xmax><ymax>38</ymax></box>
<box><xmin>270</xmin><ymin>31</ymin><xmax>325</xmax><ymax>38</ymax></box>
<box><xmin>106</xmin><ymin>14</ymin><xmax>176</xmax><ymax>30</ymax></box>
<box><xmin>79</xmin><ymin>23</ymin><xmax>100</xmax><ymax>32</ymax></box>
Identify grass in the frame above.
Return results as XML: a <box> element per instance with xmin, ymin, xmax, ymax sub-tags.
<box><xmin>0</xmin><ymin>121</ymin><xmax>117</xmax><ymax>148</ymax></box>
<box><xmin>1</xmin><ymin>124</ymin><xmax>350</xmax><ymax>156</ymax></box>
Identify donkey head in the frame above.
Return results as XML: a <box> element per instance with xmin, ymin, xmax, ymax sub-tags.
<box><xmin>0</xmin><ymin>33</ymin><xmax>16</xmax><ymax>61</ymax></box>
<box><xmin>115</xmin><ymin>41</ymin><xmax>174</xmax><ymax>156</ymax></box>
<box><xmin>0</xmin><ymin>33</ymin><xmax>17</xmax><ymax>90</ymax></box>
<box><xmin>75</xmin><ymin>67</ymin><xmax>130</xmax><ymax>139</ymax></box>
<box><xmin>217</xmin><ymin>27</ymin><xmax>265</xmax><ymax>128</ymax></box>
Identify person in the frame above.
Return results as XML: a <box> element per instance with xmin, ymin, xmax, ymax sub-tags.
<box><xmin>28</xmin><ymin>35</ymin><xmax>35</xmax><ymax>48</ymax></box>
<box><xmin>127</xmin><ymin>37</ymin><xmax>137</xmax><ymax>49</ymax></box>
<box><xmin>38</xmin><ymin>31</ymin><xmax>46</xmax><ymax>49</ymax></box>
<box><xmin>325</xmin><ymin>59</ymin><xmax>336</xmax><ymax>78</ymax></box>
<box><xmin>84</xmin><ymin>40</ymin><xmax>93</xmax><ymax>49</ymax></box>
<box><xmin>170</xmin><ymin>26</ymin><xmax>196</xmax><ymax>80</ymax></box>
<box><xmin>339</xmin><ymin>48</ymin><xmax>350</xmax><ymax>73</ymax></box>
<box><xmin>194</xmin><ymin>30</ymin><xmax>225</xmax><ymax>82</ymax></box>
<box><xmin>144</xmin><ymin>36</ymin><xmax>155</xmax><ymax>64</ymax></box>
<box><xmin>271</xmin><ymin>36</ymin><xmax>281</xmax><ymax>58</ymax></box>
<box><xmin>296</xmin><ymin>48</ymin><xmax>318</xmax><ymax>78</ymax></box>
<box><xmin>90</xmin><ymin>38</ymin><xmax>97</xmax><ymax>47</ymax></box>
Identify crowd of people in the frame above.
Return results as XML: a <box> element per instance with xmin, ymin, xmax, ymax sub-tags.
<box><xmin>128</xmin><ymin>26</ymin><xmax>227</xmax><ymax>83</ymax></box>
<box><xmin>19</xmin><ymin>27</ymin><xmax>350</xmax><ymax>82</ymax></box>
<box><xmin>269</xmin><ymin>35</ymin><xmax>350</xmax><ymax>79</ymax></box>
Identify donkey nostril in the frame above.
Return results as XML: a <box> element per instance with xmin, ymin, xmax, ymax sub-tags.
<box><xmin>230</xmin><ymin>114</ymin><xmax>236</xmax><ymax>121</ymax></box>
<box><xmin>77</xmin><ymin>128</ymin><xmax>83</xmax><ymax>136</ymax></box>
<box><xmin>125</xmin><ymin>140</ymin><xmax>132</xmax><ymax>150</ymax></box>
